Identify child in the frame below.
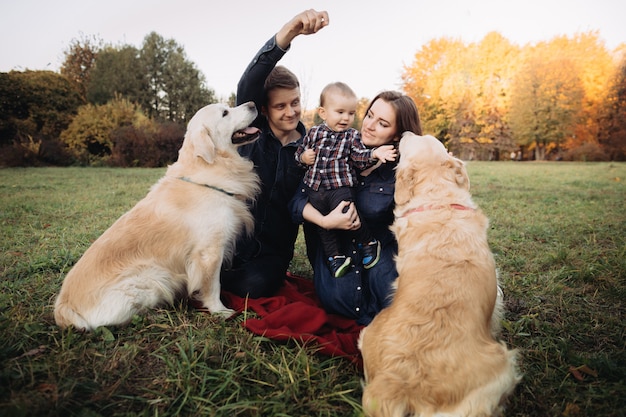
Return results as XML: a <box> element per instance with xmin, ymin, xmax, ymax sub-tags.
<box><xmin>295</xmin><ymin>82</ymin><xmax>397</xmax><ymax>277</ymax></box>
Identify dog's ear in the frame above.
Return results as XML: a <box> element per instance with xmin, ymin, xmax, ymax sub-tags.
<box><xmin>394</xmin><ymin>165</ymin><xmax>414</xmax><ymax>205</ymax></box>
<box><xmin>192</xmin><ymin>126</ymin><xmax>216</xmax><ymax>164</ymax></box>
<box><xmin>445</xmin><ymin>158</ymin><xmax>469</xmax><ymax>190</ymax></box>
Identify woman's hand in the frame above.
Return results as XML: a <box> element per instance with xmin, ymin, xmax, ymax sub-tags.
<box><xmin>322</xmin><ymin>201</ymin><xmax>361</xmax><ymax>231</ymax></box>
<box><xmin>276</xmin><ymin>9</ymin><xmax>329</xmax><ymax>49</ymax></box>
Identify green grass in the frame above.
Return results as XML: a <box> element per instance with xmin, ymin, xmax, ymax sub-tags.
<box><xmin>1</xmin><ymin>163</ymin><xmax>625</xmax><ymax>416</ymax></box>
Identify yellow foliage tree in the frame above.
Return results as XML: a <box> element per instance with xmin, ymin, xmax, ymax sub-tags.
<box><xmin>508</xmin><ymin>42</ymin><xmax>585</xmax><ymax>160</ymax></box>
<box><xmin>401</xmin><ymin>30</ymin><xmax>621</xmax><ymax>160</ymax></box>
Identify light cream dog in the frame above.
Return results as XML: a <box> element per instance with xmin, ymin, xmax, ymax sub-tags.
<box><xmin>359</xmin><ymin>133</ymin><xmax>520</xmax><ymax>417</ymax></box>
<box><xmin>54</xmin><ymin>102</ymin><xmax>261</xmax><ymax>331</ymax></box>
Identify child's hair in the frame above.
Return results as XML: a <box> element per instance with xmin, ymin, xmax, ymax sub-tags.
<box><xmin>319</xmin><ymin>82</ymin><xmax>357</xmax><ymax>107</ymax></box>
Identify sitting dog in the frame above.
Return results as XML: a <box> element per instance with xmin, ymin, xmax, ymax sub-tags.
<box><xmin>359</xmin><ymin>133</ymin><xmax>520</xmax><ymax>417</ymax></box>
<box><xmin>54</xmin><ymin>102</ymin><xmax>261</xmax><ymax>331</ymax></box>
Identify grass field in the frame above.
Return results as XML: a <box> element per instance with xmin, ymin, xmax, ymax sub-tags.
<box><xmin>1</xmin><ymin>163</ymin><xmax>625</xmax><ymax>417</ymax></box>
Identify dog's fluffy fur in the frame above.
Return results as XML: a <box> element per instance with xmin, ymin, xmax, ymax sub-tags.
<box><xmin>54</xmin><ymin>102</ymin><xmax>261</xmax><ymax>331</ymax></box>
<box><xmin>359</xmin><ymin>133</ymin><xmax>520</xmax><ymax>417</ymax></box>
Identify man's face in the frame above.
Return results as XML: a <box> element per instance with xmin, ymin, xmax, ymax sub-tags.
<box><xmin>264</xmin><ymin>87</ymin><xmax>302</xmax><ymax>136</ymax></box>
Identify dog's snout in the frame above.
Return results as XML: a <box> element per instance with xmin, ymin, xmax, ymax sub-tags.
<box><xmin>245</xmin><ymin>102</ymin><xmax>256</xmax><ymax>111</ymax></box>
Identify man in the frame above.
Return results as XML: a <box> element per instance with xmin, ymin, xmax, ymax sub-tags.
<box><xmin>220</xmin><ymin>9</ymin><xmax>329</xmax><ymax>297</ymax></box>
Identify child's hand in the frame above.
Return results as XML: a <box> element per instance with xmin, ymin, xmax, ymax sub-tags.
<box><xmin>373</xmin><ymin>144</ymin><xmax>397</xmax><ymax>163</ymax></box>
<box><xmin>300</xmin><ymin>148</ymin><xmax>316</xmax><ymax>166</ymax></box>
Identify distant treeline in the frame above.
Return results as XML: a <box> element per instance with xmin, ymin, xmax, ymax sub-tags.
<box><xmin>1</xmin><ymin>31</ymin><xmax>624</xmax><ymax>167</ymax></box>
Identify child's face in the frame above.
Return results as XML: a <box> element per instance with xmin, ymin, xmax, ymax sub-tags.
<box><xmin>319</xmin><ymin>93</ymin><xmax>357</xmax><ymax>132</ymax></box>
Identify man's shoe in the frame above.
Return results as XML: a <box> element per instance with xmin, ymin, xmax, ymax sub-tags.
<box><xmin>328</xmin><ymin>255</ymin><xmax>351</xmax><ymax>278</ymax></box>
<box><xmin>361</xmin><ymin>240</ymin><xmax>381</xmax><ymax>269</ymax></box>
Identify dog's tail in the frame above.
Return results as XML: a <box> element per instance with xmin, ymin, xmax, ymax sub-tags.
<box><xmin>54</xmin><ymin>295</ymin><xmax>92</xmax><ymax>331</ymax></box>
<box><xmin>362</xmin><ymin>373</ymin><xmax>416</xmax><ymax>417</ymax></box>
<box><xmin>446</xmin><ymin>344</ymin><xmax>522</xmax><ymax>417</ymax></box>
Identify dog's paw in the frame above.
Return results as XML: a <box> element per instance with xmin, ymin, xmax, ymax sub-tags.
<box><xmin>212</xmin><ymin>307</ymin><xmax>236</xmax><ymax>319</ymax></box>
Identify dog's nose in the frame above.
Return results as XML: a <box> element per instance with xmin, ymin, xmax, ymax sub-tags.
<box><xmin>245</xmin><ymin>101</ymin><xmax>256</xmax><ymax>111</ymax></box>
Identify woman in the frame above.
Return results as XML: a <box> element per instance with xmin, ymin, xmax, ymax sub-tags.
<box><xmin>290</xmin><ymin>91</ymin><xmax>422</xmax><ymax>325</ymax></box>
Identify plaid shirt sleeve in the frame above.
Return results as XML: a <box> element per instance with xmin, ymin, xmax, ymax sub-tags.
<box><xmin>295</xmin><ymin>127</ymin><xmax>316</xmax><ymax>167</ymax></box>
<box><xmin>347</xmin><ymin>130</ymin><xmax>375</xmax><ymax>170</ymax></box>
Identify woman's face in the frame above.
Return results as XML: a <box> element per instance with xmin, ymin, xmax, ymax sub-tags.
<box><xmin>360</xmin><ymin>99</ymin><xmax>398</xmax><ymax>147</ymax></box>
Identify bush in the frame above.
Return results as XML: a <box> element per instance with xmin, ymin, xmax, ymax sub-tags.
<box><xmin>60</xmin><ymin>97</ymin><xmax>149</xmax><ymax>165</ymax></box>
<box><xmin>563</xmin><ymin>142</ymin><xmax>610</xmax><ymax>161</ymax></box>
<box><xmin>109</xmin><ymin>125</ymin><xmax>151</xmax><ymax>167</ymax></box>
<box><xmin>109</xmin><ymin>121</ymin><xmax>184</xmax><ymax>167</ymax></box>
<box><xmin>0</xmin><ymin>134</ymin><xmax>74</xmax><ymax>167</ymax></box>
<box><xmin>0</xmin><ymin>142</ymin><xmax>38</xmax><ymax>167</ymax></box>
<box><xmin>38</xmin><ymin>137</ymin><xmax>75</xmax><ymax>166</ymax></box>
<box><xmin>152</xmin><ymin>121</ymin><xmax>185</xmax><ymax>166</ymax></box>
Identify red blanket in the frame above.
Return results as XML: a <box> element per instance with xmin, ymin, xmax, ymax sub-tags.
<box><xmin>208</xmin><ymin>273</ymin><xmax>364</xmax><ymax>367</ymax></box>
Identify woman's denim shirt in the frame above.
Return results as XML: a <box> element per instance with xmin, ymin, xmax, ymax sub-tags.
<box><xmin>290</xmin><ymin>161</ymin><xmax>398</xmax><ymax>325</ymax></box>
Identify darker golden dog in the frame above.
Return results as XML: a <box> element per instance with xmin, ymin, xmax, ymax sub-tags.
<box><xmin>359</xmin><ymin>133</ymin><xmax>520</xmax><ymax>417</ymax></box>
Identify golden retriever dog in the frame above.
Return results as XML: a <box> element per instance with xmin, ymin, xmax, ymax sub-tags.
<box><xmin>359</xmin><ymin>133</ymin><xmax>520</xmax><ymax>417</ymax></box>
<box><xmin>54</xmin><ymin>102</ymin><xmax>261</xmax><ymax>331</ymax></box>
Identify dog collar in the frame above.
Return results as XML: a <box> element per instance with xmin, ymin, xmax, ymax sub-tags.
<box><xmin>177</xmin><ymin>176</ymin><xmax>239</xmax><ymax>199</ymax></box>
<box><xmin>399</xmin><ymin>204</ymin><xmax>473</xmax><ymax>218</ymax></box>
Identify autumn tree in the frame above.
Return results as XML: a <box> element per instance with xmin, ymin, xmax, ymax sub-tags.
<box><xmin>597</xmin><ymin>52</ymin><xmax>626</xmax><ymax>160</ymax></box>
<box><xmin>552</xmin><ymin>32</ymin><xmax>614</xmax><ymax>151</ymax></box>
<box><xmin>60</xmin><ymin>34</ymin><xmax>103</xmax><ymax>101</ymax></box>
<box><xmin>508</xmin><ymin>44</ymin><xmax>584</xmax><ymax>160</ymax></box>
<box><xmin>403</xmin><ymin>35</ymin><xmax>518</xmax><ymax>159</ymax></box>
<box><xmin>402</xmin><ymin>31</ymin><xmax>620</xmax><ymax>160</ymax></box>
<box><xmin>466</xmin><ymin>32</ymin><xmax>520</xmax><ymax>159</ymax></box>
<box><xmin>403</xmin><ymin>37</ymin><xmax>467</xmax><ymax>144</ymax></box>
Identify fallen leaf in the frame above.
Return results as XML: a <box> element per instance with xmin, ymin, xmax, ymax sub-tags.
<box><xmin>14</xmin><ymin>345</ymin><xmax>46</xmax><ymax>360</ymax></box>
<box><xmin>576</xmin><ymin>364</ymin><xmax>598</xmax><ymax>378</ymax></box>
<box><xmin>569</xmin><ymin>366</ymin><xmax>584</xmax><ymax>381</ymax></box>
<box><xmin>568</xmin><ymin>364</ymin><xmax>598</xmax><ymax>381</ymax></box>
<box><xmin>562</xmin><ymin>402</ymin><xmax>581</xmax><ymax>416</ymax></box>
<box><xmin>37</xmin><ymin>383</ymin><xmax>56</xmax><ymax>393</ymax></box>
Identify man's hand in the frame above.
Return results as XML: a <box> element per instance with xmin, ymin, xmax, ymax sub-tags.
<box><xmin>276</xmin><ymin>9</ymin><xmax>329</xmax><ymax>49</ymax></box>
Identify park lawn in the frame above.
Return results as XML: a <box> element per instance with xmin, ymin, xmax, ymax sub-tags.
<box><xmin>1</xmin><ymin>162</ymin><xmax>624</xmax><ymax>416</ymax></box>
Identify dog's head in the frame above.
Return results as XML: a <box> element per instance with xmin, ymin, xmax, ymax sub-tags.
<box><xmin>183</xmin><ymin>102</ymin><xmax>260</xmax><ymax>164</ymax></box>
<box><xmin>395</xmin><ymin>132</ymin><xmax>469</xmax><ymax>207</ymax></box>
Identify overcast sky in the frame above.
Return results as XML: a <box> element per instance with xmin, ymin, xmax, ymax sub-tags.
<box><xmin>1</xmin><ymin>0</ymin><xmax>624</xmax><ymax>109</ymax></box>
